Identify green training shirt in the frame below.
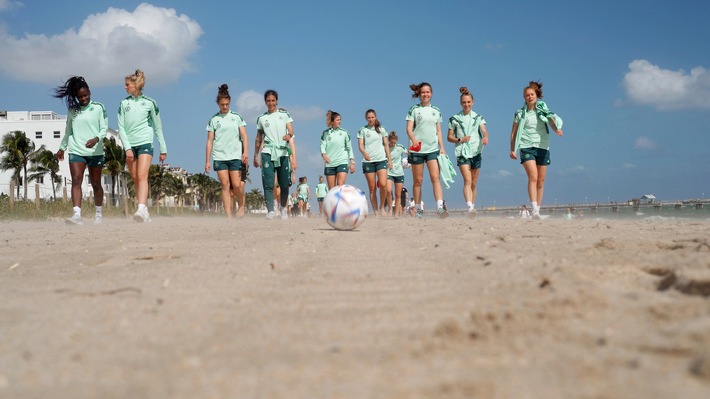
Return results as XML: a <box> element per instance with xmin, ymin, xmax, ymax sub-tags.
<box><xmin>357</xmin><ymin>125</ymin><xmax>388</xmax><ymax>162</ymax></box>
<box><xmin>256</xmin><ymin>109</ymin><xmax>293</xmax><ymax>158</ymax></box>
<box><xmin>448</xmin><ymin>111</ymin><xmax>486</xmax><ymax>158</ymax></box>
<box><xmin>406</xmin><ymin>104</ymin><xmax>442</xmax><ymax>154</ymax></box>
<box><xmin>320</xmin><ymin>127</ymin><xmax>354</xmax><ymax>167</ymax></box>
<box><xmin>297</xmin><ymin>183</ymin><xmax>309</xmax><ymax>198</ymax></box>
<box><xmin>514</xmin><ymin>108</ymin><xmax>550</xmax><ymax>150</ymax></box>
<box><xmin>315</xmin><ymin>182</ymin><xmax>328</xmax><ymax>198</ymax></box>
<box><xmin>388</xmin><ymin>143</ymin><xmax>407</xmax><ymax>177</ymax></box>
<box><xmin>60</xmin><ymin>101</ymin><xmax>108</xmax><ymax>157</ymax></box>
<box><xmin>206</xmin><ymin>111</ymin><xmax>246</xmax><ymax>161</ymax></box>
<box><xmin>117</xmin><ymin>95</ymin><xmax>167</xmax><ymax>153</ymax></box>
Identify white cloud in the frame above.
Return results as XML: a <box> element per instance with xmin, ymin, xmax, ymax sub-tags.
<box><xmin>287</xmin><ymin>105</ymin><xmax>324</xmax><ymax>123</ymax></box>
<box><xmin>622</xmin><ymin>163</ymin><xmax>636</xmax><ymax>169</ymax></box>
<box><xmin>0</xmin><ymin>0</ymin><xmax>22</xmax><ymax>12</ymax></box>
<box><xmin>634</xmin><ymin>136</ymin><xmax>657</xmax><ymax>151</ymax></box>
<box><xmin>622</xmin><ymin>59</ymin><xmax>710</xmax><ymax>110</ymax></box>
<box><xmin>0</xmin><ymin>3</ymin><xmax>202</xmax><ymax>86</ymax></box>
<box><xmin>491</xmin><ymin>169</ymin><xmax>513</xmax><ymax>178</ymax></box>
<box><xmin>235</xmin><ymin>90</ymin><xmax>265</xmax><ymax>124</ymax></box>
<box><xmin>558</xmin><ymin>165</ymin><xmax>587</xmax><ymax>176</ymax></box>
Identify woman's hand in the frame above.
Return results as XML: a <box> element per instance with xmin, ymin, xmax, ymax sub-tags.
<box><xmin>85</xmin><ymin>137</ymin><xmax>100</xmax><ymax>148</ymax></box>
<box><xmin>509</xmin><ymin>151</ymin><xmax>518</xmax><ymax>160</ymax></box>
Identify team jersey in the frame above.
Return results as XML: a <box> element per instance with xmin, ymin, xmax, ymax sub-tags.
<box><xmin>320</xmin><ymin>127</ymin><xmax>354</xmax><ymax>167</ymax></box>
<box><xmin>357</xmin><ymin>125</ymin><xmax>388</xmax><ymax>162</ymax></box>
<box><xmin>60</xmin><ymin>101</ymin><xmax>108</xmax><ymax>157</ymax></box>
<box><xmin>405</xmin><ymin>104</ymin><xmax>442</xmax><ymax>154</ymax></box>
<box><xmin>117</xmin><ymin>94</ymin><xmax>167</xmax><ymax>153</ymax></box>
<box><xmin>388</xmin><ymin>143</ymin><xmax>407</xmax><ymax>177</ymax></box>
<box><xmin>297</xmin><ymin>183</ymin><xmax>309</xmax><ymax>199</ymax></box>
<box><xmin>256</xmin><ymin>109</ymin><xmax>293</xmax><ymax>158</ymax></box>
<box><xmin>514</xmin><ymin>108</ymin><xmax>550</xmax><ymax>150</ymax></box>
<box><xmin>448</xmin><ymin>111</ymin><xmax>486</xmax><ymax>158</ymax></box>
<box><xmin>206</xmin><ymin>111</ymin><xmax>246</xmax><ymax>161</ymax></box>
<box><xmin>315</xmin><ymin>182</ymin><xmax>328</xmax><ymax>198</ymax></box>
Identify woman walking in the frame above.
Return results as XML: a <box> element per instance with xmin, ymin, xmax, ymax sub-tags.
<box><xmin>118</xmin><ymin>69</ymin><xmax>167</xmax><ymax>223</ymax></box>
<box><xmin>54</xmin><ymin>76</ymin><xmax>108</xmax><ymax>225</ymax></box>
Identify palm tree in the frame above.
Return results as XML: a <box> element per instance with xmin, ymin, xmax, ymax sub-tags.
<box><xmin>0</xmin><ymin>131</ymin><xmax>36</xmax><ymax>199</ymax></box>
<box><xmin>245</xmin><ymin>188</ymin><xmax>265</xmax><ymax>212</ymax></box>
<box><xmin>187</xmin><ymin>173</ymin><xmax>220</xmax><ymax>212</ymax></box>
<box><xmin>102</xmin><ymin>137</ymin><xmax>125</xmax><ymax>205</ymax></box>
<box><xmin>28</xmin><ymin>148</ymin><xmax>62</xmax><ymax>199</ymax></box>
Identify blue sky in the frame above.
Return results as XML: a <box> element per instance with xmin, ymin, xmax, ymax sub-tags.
<box><xmin>1</xmin><ymin>0</ymin><xmax>709</xmax><ymax>208</ymax></box>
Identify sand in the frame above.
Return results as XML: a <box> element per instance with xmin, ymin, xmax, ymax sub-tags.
<box><xmin>1</xmin><ymin>215</ymin><xmax>709</xmax><ymax>398</ymax></box>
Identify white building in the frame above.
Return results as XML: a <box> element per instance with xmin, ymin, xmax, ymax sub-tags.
<box><xmin>0</xmin><ymin>110</ymin><xmax>123</xmax><ymax>201</ymax></box>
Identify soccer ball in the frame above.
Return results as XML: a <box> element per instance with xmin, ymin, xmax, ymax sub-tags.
<box><xmin>322</xmin><ymin>185</ymin><xmax>368</xmax><ymax>230</ymax></box>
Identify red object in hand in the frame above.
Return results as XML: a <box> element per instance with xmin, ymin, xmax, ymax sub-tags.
<box><xmin>410</xmin><ymin>141</ymin><xmax>422</xmax><ymax>152</ymax></box>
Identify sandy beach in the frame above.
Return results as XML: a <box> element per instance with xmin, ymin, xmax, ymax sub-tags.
<box><xmin>1</xmin><ymin>214</ymin><xmax>709</xmax><ymax>398</ymax></box>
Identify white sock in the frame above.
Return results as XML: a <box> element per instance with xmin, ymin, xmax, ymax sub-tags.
<box><xmin>73</xmin><ymin>206</ymin><xmax>81</xmax><ymax>216</ymax></box>
<box><xmin>138</xmin><ymin>204</ymin><xmax>146</xmax><ymax>211</ymax></box>
<box><xmin>531</xmin><ymin>201</ymin><xmax>539</xmax><ymax>212</ymax></box>
<box><xmin>437</xmin><ymin>200</ymin><xmax>443</xmax><ymax>208</ymax></box>
<box><xmin>416</xmin><ymin>203</ymin><xmax>422</xmax><ymax>211</ymax></box>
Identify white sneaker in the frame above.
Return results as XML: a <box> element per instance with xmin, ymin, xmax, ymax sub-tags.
<box><xmin>94</xmin><ymin>214</ymin><xmax>103</xmax><ymax>224</ymax></box>
<box><xmin>467</xmin><ymin>208</ymin><xmax>477</xmax><ymax>218</ymax></box>
<box><xmin>266</xmin><ymin>211</ymin><xmax>276</xmax><ymax>220</ymax></box>
<box><xmin>531</xmin><ymin>209</ymin><xmax>541</xmax><ymax>220</ymax></box>
<box><xmin>133</xmin><ymin>208</ymin><xmax>151</xmax><ymax>223</ymax></box>
<box><xmin>281</xmin><ymin>208</ymin><xmax>288</xmax><ymax>220</ymax></box>
<box><xmin>65</xmin><ymin>213</ymin><xmax>83</xmax><ymax>225</ymax></box>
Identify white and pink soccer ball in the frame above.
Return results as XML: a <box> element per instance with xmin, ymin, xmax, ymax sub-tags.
<box><xmin>322</xmin><ymin>185</ymin><xmax>368</xmax><ymax>230</ymax></box>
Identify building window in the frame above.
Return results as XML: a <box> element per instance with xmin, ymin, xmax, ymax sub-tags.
<box><xmin>35</xmin><ymin>131</ymin><xmax>42</xmax><ymax>139</ymax></box>
<box><xmin>37</xmin><ymin>176</ymin><xmax>44</xmax><ymax>184</ymax></box>
<box><xmin>54</xmin><ymin>131</ymin><xmax>61</xmax><ymax>138</ymax></box>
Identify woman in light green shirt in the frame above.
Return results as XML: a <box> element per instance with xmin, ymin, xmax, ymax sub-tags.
<box><xmin>509</xmin><ymin>81</ymin><xmax>564</xmax><ymax>219</ymax></box>
<box><xmin>119</xmin><ymin>69</ymin><xmax>167</xmax><ymax>223</ymax></box>
<box><xmin>205</xmin><ymin>84</ymin><xmax>248</xmax><ymax>219</ymax></box>
<box><xmin>54</xmin><ymin>76</ymin><xmax>107</xmax><ymax>225</ymax></box>
<box><xmin>358</xmin><ymin>109</ymin><xmax>392</xmax><ymax>216</ymax></box>
<box><xmin>386</xmin><ymin>131</ymin><xmax>408</xmax><ymax>218</ymax></box>
<box><xmin>405</xmin><ymin>82</ymin><xmax>448</xmax><ymax>219</ymax></box>
<box><xmin>320</xmin><ymin>110</ymin><xmax>354</xmax><ymax>189</ymax></box>
<box><xmin>447</xmin><ymin>87</ymin><xmax>489</xmax><ymax>216</ymax></box>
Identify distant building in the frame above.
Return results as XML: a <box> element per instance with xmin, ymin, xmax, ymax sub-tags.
<box><xmin>0</xmin><ymin>110</ymin><xmax>125</xmax><ymax>200</ymax></box>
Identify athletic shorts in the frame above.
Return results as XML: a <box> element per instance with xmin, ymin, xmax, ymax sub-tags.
<box><xmin>324</xmin><ymin>164</ymin><xmax>348</xmax><ymax>176</ymax></box>
<box><xmin>69</xmin><ymin>154</ymin><xmax>105</xmax><ymax>167</ymax></box>
<box><xmin>457</xmin><ymin>154</ymin><xmax>482</xmax><ymax>169</ymax></box>
<box><xmin>131</xmin><ymin>143</ymin><xmax>154</xmax><ymax>157</ymax></box>
<box><xmin>298</xmin><ymin>195</ymin><xmax>308</xmax><ymax>202</ymax></box>
<box><xmin>408</xmin><ymin>151</ymin><xmax>438</xmax><ymax>165</ymax></box>
<box><xmin>317</xmin><ymin>197</ymin><xmax>324</xmax><ymax>202</ymax></box>
<box><xmin>213</xmin><ymin>159</ymin><xmax>242</xmax><ymax>172</ymax></box>
<box><xmin>362</xmin><ymin>160</ymin><xmax>387</xmax><ymax>174</ymax></box>
<box><xmin>519</xmin><ymin>147</ymin><xmax>551</xmax><ymax>166</ymax></box>
<box><xmin>388</xmin><ymin>175</ymin><xmax>405</xmax><ymax>184</ymax></box>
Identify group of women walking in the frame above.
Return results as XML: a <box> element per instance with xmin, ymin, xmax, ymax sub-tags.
<box><xmin>54</xmin><ymin>73</ymin><xmax>563</xmax><ymax>223</ymax></box>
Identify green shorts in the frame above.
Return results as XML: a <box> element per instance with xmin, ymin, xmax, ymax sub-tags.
<box><xmin>408</xmin><ymin>151</ymin><xmax>438</xmax><ymax>165</ymax></box>
<box><xmin>213</xmin><ymin>159</ymin><xmax>242</xmax><ymax>172</ymax></box>
<box><xmin>520</xmin><ymin>147</ymin><xmax>551</xmax><ymax>166</ymax></box>
<box><xmin>69</xmin><ymin>154</ymin><xmax>105</xmax><ymax>167</ymax></box>
<box><xmin>317</xmin><ymin>197</ymin><xmax>324</xmax><ymax>202</ymax></box>
<box><xmin>388</xmin><ymin>175</ymin><xmax>405</xmax><ymax>184</ymax></box>
<box><xmin>457</xmin><ymin>154</ymin><xmax>482</xmax><ymax>169</ymax></box>
<box><xmin>362</xmin><ymin>160</ymin><xmax>387</xmax><ymax>174</ymax></box>
<box><xmin>131</xmin><ymin>143</ymin><xmax>154</xmax><ymax>156</ymax></box>
<box><xmin>324</xmin><ymin>164</ymin><xmax>348</xmax><ymax>176</ymax></box>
